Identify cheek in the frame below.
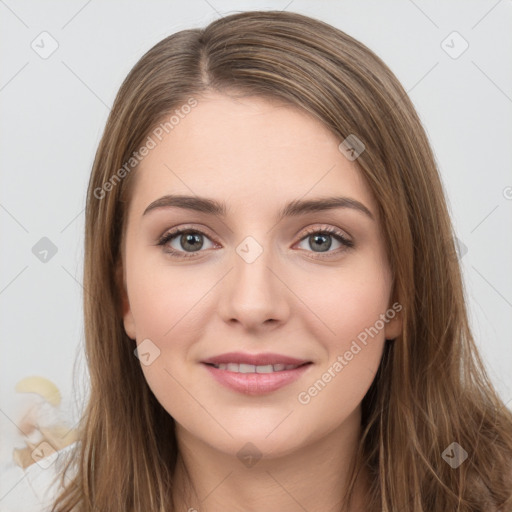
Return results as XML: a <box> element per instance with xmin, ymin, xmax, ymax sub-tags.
<box><xmin>298</xmin><ymin>256</ymin><xmax>392</xmax><ymax>350</ymax></box>
<box><xmin>294</xmin><ymin>257</ymin><xmax>391</xmax><ymax>406</ymax></box>
<box><xmin>293</xmin><ymin>267</ymin><xmax>391</xmax><ymax>418</ymax></box>
<box><xmin>126</xmin><ymin>250</ymin><xmax>214</xmax><ymax>341</ymax></box>
<box><xmin>125</xmin><ymin>255</ymin><xmax>207</xmax><ymax>416</ymax></box>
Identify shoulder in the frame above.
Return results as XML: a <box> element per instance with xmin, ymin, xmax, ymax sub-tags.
<box><xmin>0</xmin><ymin>441</ymin><xmax>79</xmax><ymax>512</ymax></box>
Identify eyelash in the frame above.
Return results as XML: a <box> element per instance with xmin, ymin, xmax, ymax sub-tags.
<box><xmin>156</xmin><ymin>225</ymin><xmax>354</xmax><ymax>260</ymax></box>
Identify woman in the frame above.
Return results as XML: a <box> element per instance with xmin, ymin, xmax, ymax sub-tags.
<box><xmin>46</xmin><ymin>9</ymin><xmax>512</xmax><ymax>512</ymax></box>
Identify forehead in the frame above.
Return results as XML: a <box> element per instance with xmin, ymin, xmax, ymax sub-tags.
<box><xmin>128</xmin><ymin>92</ymin><xmax>374</xmax><ymax>217</ymax></box>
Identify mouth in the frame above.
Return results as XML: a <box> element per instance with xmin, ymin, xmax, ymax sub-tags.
<box><xmin>201</xmin><ymin>360</ymin><xmax>313</xmax><ymax>395</ymax></box>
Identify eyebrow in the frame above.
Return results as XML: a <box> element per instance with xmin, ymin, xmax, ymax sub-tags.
<box><xmin>143</xmin><ymin>194</ymin><xmax>374</xmax><ymax>221</ymax></box>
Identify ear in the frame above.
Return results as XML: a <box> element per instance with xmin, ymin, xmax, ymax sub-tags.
<box><xmin>384</xmin><ymin>302</ymin><xmax>403</xmax><ymax>341</ymax></box>
<box><xmin>116</xmin><ymin>260</ymin><xmax>136</xmax><ymax>340</ymax></box>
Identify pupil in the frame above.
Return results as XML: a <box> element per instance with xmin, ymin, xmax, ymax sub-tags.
<box><xmin>182</xmin><ymin>232</ymin><xmax>202</xmax><ymax>252</ymax></box>
<box><xmin>310</xmin><ymin>234</ymin><xmax>331</xmax><ymax>252</ymax></box>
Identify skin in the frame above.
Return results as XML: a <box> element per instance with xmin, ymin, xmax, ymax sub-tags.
<box><xmin>120</xmin><ymin>92</ymin><xmax>402</xmax><ymax>511</ymax></box>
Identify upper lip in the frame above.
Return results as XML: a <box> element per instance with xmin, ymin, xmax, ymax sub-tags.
<box><xmin>201</xmin><ymin>352</ymin><xmax>311</xmax><ymax>366</ymax></box>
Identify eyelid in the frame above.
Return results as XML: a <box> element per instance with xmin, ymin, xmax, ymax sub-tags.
<box><xmin>298</xmin><ymin>225</ymin><xmax>353</xmax><ymax>246</ymax></box>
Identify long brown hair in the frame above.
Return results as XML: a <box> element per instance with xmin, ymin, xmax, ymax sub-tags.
<box><xmin>51</xmin><ymin>10</ymin><xmax>512</xmax><ymax>511</ymax></box>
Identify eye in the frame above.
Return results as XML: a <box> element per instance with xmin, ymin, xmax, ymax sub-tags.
<box><xmin>295</xmin><ymin>226</ymin><xmax>354</xmax><ymax>258</ymax></box>
<box><xmin>157</xmin><ymin>227</ymin><xmax>217</xmax><ymax>258</ymax></box>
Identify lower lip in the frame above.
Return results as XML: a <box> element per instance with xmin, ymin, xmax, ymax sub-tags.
<box><xmin>202</xmin><ymin>363</ymin><xmax>312</xmax><ymax>395</ymax></box>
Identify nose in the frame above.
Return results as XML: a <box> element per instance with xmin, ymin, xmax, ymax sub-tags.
<box><xmin>217</xmin><ymin>241</ymin><xmax>291</xmax><ymax>333</ymax></box>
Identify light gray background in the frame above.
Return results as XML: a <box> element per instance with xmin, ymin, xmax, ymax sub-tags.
<box><xmin>1</xmin><ymin>0</ymin><xmax>511</xmax><ymax>471</ymax></box>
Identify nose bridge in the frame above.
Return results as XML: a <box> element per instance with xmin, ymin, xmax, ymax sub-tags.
<box><xmin>218</xmin><ymin>234</ymin><xmax>290</xmax><ymax>328</ymax></box>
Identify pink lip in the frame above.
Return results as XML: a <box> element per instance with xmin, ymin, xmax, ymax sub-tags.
<box><xmin>202</xmin><ymin>362</ymin><xmax>312</xmax><ymax>396</ymax></box>
<box><xmin>201</xmin><ymin>351</ymin><xmax>310</xmax><ymax>366</ymax></box>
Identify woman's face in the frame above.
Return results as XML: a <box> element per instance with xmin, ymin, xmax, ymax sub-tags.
<box><xmin>120</xmin><ymin>92</ymin><xmax>401</xmax><ymax>458</ymax></box>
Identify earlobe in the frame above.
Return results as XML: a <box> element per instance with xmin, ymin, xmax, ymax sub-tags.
<box><xmin>116</xmin><ymin>261</ymin><xmax>137</xmax><ymax>340</ymax></box>
<box><xmin>122</xmin><ymin>295</ymin><xmax>137</xmax><ymax>341</ymax></box>
<box><xmin>384</xmin><ymin>309</ymin><xmax>403</xmax><ymax>341</ymax></box>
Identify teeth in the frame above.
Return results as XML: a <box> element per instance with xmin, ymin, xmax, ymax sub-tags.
<box><xmin>256</xmin><ymin>365</ymin><xmax>273</xmax><ymax>373</ymax></box>
<box><xmin>239</xmin><ymin>363</ymin><xmax>255</xmax><ymax>373</ymax></box>
<box><xmin>212</xmin><ymin>363</ymin><xmax>302</xmax><ymax>373</ymax></box>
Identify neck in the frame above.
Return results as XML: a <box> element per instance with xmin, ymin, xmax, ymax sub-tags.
<box><xmin>171</xmin><ymin>407</ymin><xmax>369</xmax><ymax>512</ymax></box>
